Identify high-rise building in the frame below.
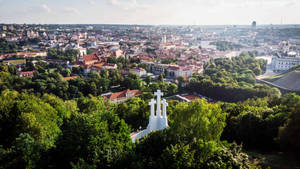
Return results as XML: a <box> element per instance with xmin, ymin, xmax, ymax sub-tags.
<box><xmin>252</xmin><ymin>21</ymin><xmax>257</xmax><ymax>28</ymax></box>
<box><xmin>161</xmin><ymin>35</ymin><xmax>167</xmax><ymax>44</ymax></box>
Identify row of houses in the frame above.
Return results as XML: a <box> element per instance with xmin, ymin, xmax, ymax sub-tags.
<box><xmin>102</xmin><ymin>89</ymin><xmax>142</xmax><ymax>103</ymax></box>
<box><xmin>67</xmin><ymin>52</ymin><xmax>118</xmax><ymax>74</ymax></box>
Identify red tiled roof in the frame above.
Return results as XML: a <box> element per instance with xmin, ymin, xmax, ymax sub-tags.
<box><xmin>83</xmin><ymin>52</ymin><xmax>99</xmax><ymax>62</ymax></box>
<box><xmin>104</xmin><ymin>89</ymin><xmax>142</xmax><ymax>100</ymax></box>
<box><xmin>93</xmin><ymin>62</ymin><xmax>105</xmax><ymax>67</ymax></box>
<box><xmin>182</xmin><ymin>95</ymin><xmax>201</xmax><ymax>101</ymax></box>
<box><xmin>18</xmin><ymin>70</ymin><xmax>37</xmax><ymax>76</ymax></box>
<box><xmin>181</xmin><ymin>67</ymin><xmax>190</xmax><ymax>71</ymax></box>
<box><xmin>140</xmin><ymin>56</ymin><xmax>152</xmax><ymax>61</ymax></box>
<box><xmin>84</xmin><ymin>64</ymin><xmax>93</xmax><ymax>69</ymax></box>
<box><xmin>62</xmin><ymin>76</ymin><xmax>79</xmax><ymax>81</ymax></box>
<box><xmin>168</xmin><ymin>66</ymin><xmax>180</xmax><ymax>70</ymax></box>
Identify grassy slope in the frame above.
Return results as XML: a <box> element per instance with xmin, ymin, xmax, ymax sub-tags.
<box><xmin>263</xmin><ymin>65</ymin><xmax>300</xmax><ymax>82</ymax></box>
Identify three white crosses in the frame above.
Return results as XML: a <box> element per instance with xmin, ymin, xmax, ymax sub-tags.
<box><xmin>132</xmin><ymin>90</ymin><xmax>168</xmax><ymax>142</ymax></box>
<box><xmin>149</xmin><ymin>90</ymin><xmax>168</xmax><ymax>118</ymax></box>
<box><xmin>147</xmin><ymin>90</ymin><xmax>168</xmax><ymax>131</ymax></box>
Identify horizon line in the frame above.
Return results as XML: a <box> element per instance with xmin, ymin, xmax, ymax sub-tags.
<box><xmin>1</xmin><ymin>23</ymin><xmax>300</xmax><ymax>27</ymax></box>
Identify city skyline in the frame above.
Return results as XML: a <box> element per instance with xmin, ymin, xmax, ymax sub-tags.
<box><xmin>0</xmin><ymin>0</ymin><xmax>300</xmax><ymax>25</ymax></box>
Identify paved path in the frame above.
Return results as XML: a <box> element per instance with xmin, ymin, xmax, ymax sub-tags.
<box><xmin>255</xmin><ymin>59</ymin><xmax>290</xmax><ymax>91</ymax></box>
<box><xmin>256</xmin><ymin>56</ymin><xmax>280</xmax><ymax>80</ymax></box>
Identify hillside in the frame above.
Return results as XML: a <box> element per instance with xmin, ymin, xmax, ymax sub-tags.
<box><xmin>262</xmin><ymin>65</ymin><xmax>300</xmax><ymax>82</ymax></box>
<box><xmin>273</xmin><ymin>71</ymin><xmax>300</xmax><ymax>91</ymax></box>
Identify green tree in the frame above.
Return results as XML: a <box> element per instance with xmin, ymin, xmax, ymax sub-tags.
<box><xmin>115</xmin><ymin>97</ymin><xmax>149</xmax><ymax>130</ymax></box>
<box><xmin>53</xmin><ymin>99</ymin><xmax>132</xmax><ymax>168</ymax></box>
<box><xmin>277</xmin><ymin>93</ymin><xmax>300</xmax><ymax>157</ymax></box>
<box><xmin>0</xmin><ymin>90</ymin><xmax>65</xmax><ymax>168</ymax></box>
<box><xmin>130</xmin><ymin>99</ymin><xmax>251</xmax><ymax>169</ymax></box>
<box><xmin>170</xmin><ymin>99</ymin><xmax>227</xmax><ymax>142</ymax></box>
<box><xmin>177</xmin><ymin>76</ymin><xmax>186</xmax><ymax>88</ymax></box>
<box><xmin>0</xmin><ymin>38</ymin><xmax>19</xmax><ymax>54</ymax></box>
<box><xmin>167</xmin><ymin>83</ymin><xmax>178</xmax><ymax>96</ymax></box>
<box><xmin>145</xmin><ymin>75</ymin><xmax>152</xmax><ymax>86</ymax></box>
<box><xmin>0</xmin><ymin>133</ymin><xmax>42</xmax><ymax>169</ymax></box>
<box><xmin>158</xmin><ymin>74</ymin><xmax>164</xmax><ymax>82</ymax></box>
<box><xmin>0</xmin><ymin>90</ymin><xmax>62</xmax><ymax>150</ymax></box>
<box><xmin>160</xmin><ymin>143</ymin><xmax>194</xmax><ymax>169</ymax></box>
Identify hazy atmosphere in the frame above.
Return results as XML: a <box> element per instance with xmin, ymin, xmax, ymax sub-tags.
<box><xmin>0</xmin><ymin>0</ymin><xmax>300</xmax><ymax>25</ymax></box>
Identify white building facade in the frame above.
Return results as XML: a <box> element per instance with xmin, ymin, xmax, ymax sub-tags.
<box><xmin>272</xmin><ymin>55</ymin><xmax>300</xmax><ymax>72</ymax></box>
<box><xmin>130</xmin><ymin>68</ymin><xmax>147</xmax><ymax>77</ymax></box>
<box><xmin>166</xmin><ymin>66</ymin><xmax>193</xmax><ymax>79</ymax></box>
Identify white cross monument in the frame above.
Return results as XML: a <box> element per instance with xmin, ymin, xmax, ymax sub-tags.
<box><xmin>154</xmin><ymin>90</ymin><xmax>163</xmax><ymax>116</ymax></box>
<box><xmin>132</xmin><ymin>90</ymin><xmax>169</xmax><ymax>142</ymax></box>
<box><xmin>149</xmin><ymin>99</ymin><xmax>156</xmax><ymax>117</ymax></box>
<box><xmin>161</xmin><ymin>99</ymin><xmax>168</xmax><ymax>128</ymax></box>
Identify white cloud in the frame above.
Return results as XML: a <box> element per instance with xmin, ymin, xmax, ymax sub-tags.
<box><xmin>105</xmin><ymin>0</ymin><xmax>149</xmax><ymax>10</ymax></box>
<box><xmin>41</xmin><ymin>4</ymin><xmax>51</xmax><ymax>13</ymax></box>
<box><xmin>106</xmin><ymin>0</ymin><xmax>121</xmax><ymax>6</ymax></box>
<box><xmin>64</xmin><ymin>7</ymin><xmax>80</xmax><ymax>14</ymax></box>
<box><xmin>284</xmin><ymin>0</ymin><xmax>299</xmax><ymax>7</ymax></box>
<box><xmin>88</xmin><ymin>0</ymin><xmax>95</xmax><ymax>5</ymax></box>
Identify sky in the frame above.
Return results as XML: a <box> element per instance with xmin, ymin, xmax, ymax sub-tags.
<box><xmin>0</xmin><ymin>0</ymin><xmax>299</xmax><ymax>25</ymax></box>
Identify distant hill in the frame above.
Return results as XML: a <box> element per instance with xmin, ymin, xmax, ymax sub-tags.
<box><xmin>273</xmin><ymin>71</ymin><xmax>300</xmax><ymax>91</ymax></box>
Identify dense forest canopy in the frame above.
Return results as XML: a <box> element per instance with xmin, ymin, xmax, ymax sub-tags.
<box><xmin>0</xmin><ymin>38</ymin><xmax>19</xmax><ymax>54</ymax></box>
<box><xmin>0</xmin><ymin>38</ymin><xmax>41</xmax><ymax>54</ymax></box>
<box><xmin>47</xmin><ymin>48</ymin><xmax>79</xmax><ymax>62</ymax></box>
<box><xmin>187</xmin><ymin>52</ymin><xmax>279</xmax><ymax>102</ymax></box>
<box><xmin>0</xmin><ymin>89</ymin><xmax>299</xmax><ymax>168</ymax></box>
